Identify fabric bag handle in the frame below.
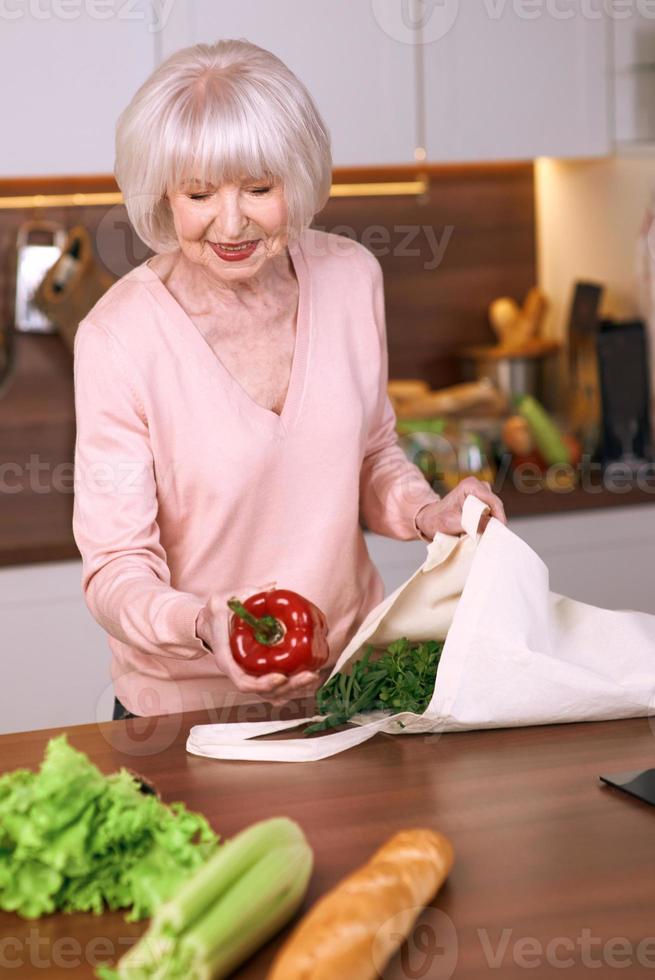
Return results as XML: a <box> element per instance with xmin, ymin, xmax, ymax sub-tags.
<box><xmin>461</xmin><ymin>494</ymin><xmax>491</xmax><ymax>540</ymax></box>
<box><xmin>186</xmin><ymin>713</ymin><xmax>394</xmax><ymax>763</ymax></box>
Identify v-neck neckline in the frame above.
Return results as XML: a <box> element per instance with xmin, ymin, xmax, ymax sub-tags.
<box><xmin>139</xmin><ymin>233</ymin><xmax>311</xmax><ymax>435</ymax></box>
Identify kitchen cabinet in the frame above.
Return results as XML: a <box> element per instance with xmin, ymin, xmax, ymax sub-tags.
<box><xmin>2</xmin><ymin>2</ymin><xmax>616</xmax><ymax>177</ymax></box>
<box><xmin>0</xmin><ymin>0</ymin><xmax>156</xmax><ymax>177</ymax></box>
<box><xmin>613</xmin><ymin>11</ymin><xmax>655</xmax><ymax>147</ymax></box>
<box><xmin>0</xmin><ymin>561</ymin><xmax>110</xmax><ymax>734</ymax></box>
<box><xmin>508</xmin><ymin>505</ymin><xmax>655</xmax><ymax>613</ymax></box>
<box><xmin>364</xmin><ymin>533</ymin><xmax>426</xmax><ymax>596</ymax></box>
<box><xmin>159</xmin><ymin>2</ymin><xmax>610</xmax><ymax>167</ymax></box>
<box><xmin>424</xmin><ymin>5</ymin><xmax>610</xmax><ymax>162</ymax></box>
<box><xmin>365</xmin><ymin>504</ymin><xmax>655</xmax><ymax>613</ymax></box>
<box><xmin>157</xmin><ymin>0</ymin><xmax>417</xmax><ymax>166</ymax></box>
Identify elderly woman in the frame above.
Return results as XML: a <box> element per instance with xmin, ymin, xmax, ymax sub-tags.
<box><xmin>73</xmin><ymin>39</ymin><xmax>506</xmax><ymax>720</ymax></box>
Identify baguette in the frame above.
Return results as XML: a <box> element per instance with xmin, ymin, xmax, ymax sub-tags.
<box><xmin>388</xmin><ymin>379</ymin><xmax>431</xmax><ymax>415</ymax></box>
<box><xmin>397</xmin><ymin>381</ymin><xmax>506</xmax><ymax>419</ymax></box>
<box><xmin>267</xmin><ymin>828</ymin><xmax>454</xmax><ymax>980</ymax></box>
<box><xmin>387</xmin><ymin>379</ymin><xmax>430</xmax><ymax>401</ymax></box>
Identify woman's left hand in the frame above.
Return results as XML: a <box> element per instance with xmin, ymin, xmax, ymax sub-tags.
<box><xmin>415</xmin><ymin>476</ymin><xmax>507</xmax><ymax>540</ymax></box>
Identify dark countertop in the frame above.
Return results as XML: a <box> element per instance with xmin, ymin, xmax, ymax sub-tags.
<box><xmin>1</xmin><ymin>333</ymin><xmax>653</xmax><ymax>567</ymax></box>
<box><xmin>1</xmin><ymin>707</ymin><xmax>655</xmax><ymax>978</ymax></box>
<box><xmin>494</xmin><ymin>479</ymin><xmax>655</xmax><ymax>518</ymax></box>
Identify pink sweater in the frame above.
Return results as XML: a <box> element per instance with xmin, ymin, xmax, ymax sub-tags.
<box><xmin>73</xmin><ymin>228</ymin><xmax>440</xmax><ymax>716</ymax></box>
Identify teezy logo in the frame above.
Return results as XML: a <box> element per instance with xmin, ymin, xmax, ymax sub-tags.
<box><xmin>371</xmin><ymin>0</ymin><xmax>460</xmax><ymax>44</ymax></box>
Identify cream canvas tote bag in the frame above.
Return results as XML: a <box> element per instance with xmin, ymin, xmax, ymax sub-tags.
<box><xmin>187</xmin><ymin>496</ymin><xmax>655</xmax><ymax>762</ymax></box>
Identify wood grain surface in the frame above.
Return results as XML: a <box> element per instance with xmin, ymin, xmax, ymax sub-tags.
<box><xmin>1</xmin><ymin>708</ymin><xmax>655</xmax><ymax>978</ymax></box>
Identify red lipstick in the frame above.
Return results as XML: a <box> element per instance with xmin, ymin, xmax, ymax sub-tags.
<box><xmin>208</xmin><ymin>240</ymin><xmax>260</xmax><ymax>262</ymax></box>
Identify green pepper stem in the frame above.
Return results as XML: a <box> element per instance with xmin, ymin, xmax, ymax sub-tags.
<box><xmin>227</xmin><ymin>598</ymin><xmax>284</xmax><ymax>646</ymax></box>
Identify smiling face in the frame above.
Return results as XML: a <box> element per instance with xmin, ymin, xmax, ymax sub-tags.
<box><xmin>165</xmin><ymin>175</ymin><xmax>290</xmax><ymax>284</ymax></box>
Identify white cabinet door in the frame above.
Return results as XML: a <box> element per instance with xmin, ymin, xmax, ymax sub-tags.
<box><xmin>364</xmin><ymin>532</ymin><xmax>426</xmax><ymax>594</ymax></box>
<box><xmin>0</xmin><ymin>562</ymin><xmax>111</xmax><ymax>734</ymax></box>
<box><xmin>613</xmin><ymin>12</ymin><xmax>655</xmax><ymax>146</ymax></box>
<box><xmin>424</xmin><ymin>4</ymin><xmax>610</xmax><ymax>162</ymax></box>
<box><xmin>158</xmin><ymin>0</ymin><xmax>416</xmax><ymax>166</ymax></box>
<box><xmin>1</xmin><ymin>0</ymin><xmax>156</xmax><ymax>177</ymax></box>
<box><xmin>510</xmin><ymin>505</ymin><xmax>655</xmax><ymax>614</ymax></box>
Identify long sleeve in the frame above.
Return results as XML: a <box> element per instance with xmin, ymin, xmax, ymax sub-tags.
<box><xmin>72</xmin><ymin>318</ymin><xmax>209</xmax><ymax>660</ymax></box>
<box><xmin>358</xmin><ymin>255</ymin><xmax>440</xmax><ymax>540</ymax></box>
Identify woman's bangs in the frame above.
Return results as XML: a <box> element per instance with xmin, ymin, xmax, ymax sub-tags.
<box><xmin>163</xmin><ymin>92</ymin><xmax>285</xmax><ymax>193</ymax></box>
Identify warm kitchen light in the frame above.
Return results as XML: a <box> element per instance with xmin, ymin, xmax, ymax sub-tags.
<box><xmin>0</xmin><ymin>177</ymin><xmax>430</xmax><ymax>210</ymax></box>
<box><xmin>0</xmin><ymin>191</ymin><xmax>123</xmax><ymax>210</ymax></box>
<box><xmin>328</xmin><ymin>177</ymin><xmax>429</xmax><ymax>197</ymax></box>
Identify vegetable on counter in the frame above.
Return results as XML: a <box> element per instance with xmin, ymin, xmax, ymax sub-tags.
<box><xmin>267</xmin><ymin>827</ymin><xmax>455</xmax><ymax>980</ymax></box>
<box><xmin>501</xmin><ymin>414</ymin><xmax>534</xmax><ymax>457</ymax></box>
<box><xmin>97</xmin><ymin>817</ymin><xmax>313</xmax><ymax>980</ymax></box>
<box><xmin>0</xmin><ymin>735</ymin><xmax>217</xmax><ymax>921</ymax></box>
<box><xmin>228</xmin><ymin>588</ymin><xmax>329</xmax><ymax>676</ymax></box>
<box><xmin>515</xmin><ymin>394</ymin><xmax>570</xmax><ymax>466</ymax></box>
<box><xmin>503</xmin><ymin>398</ymin><xmax>583</xmax><ymax>488</ymax></box>
<box><xmin>305</xmin><ymin>637</ymin><xmax>443</xmax><ymax>735</ymax></box>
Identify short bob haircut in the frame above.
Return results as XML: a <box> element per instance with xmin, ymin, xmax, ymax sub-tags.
<box><xmin>114</xmin><ymin>39</ymin><xmax>332</xmax><ymax>253</ymax></box>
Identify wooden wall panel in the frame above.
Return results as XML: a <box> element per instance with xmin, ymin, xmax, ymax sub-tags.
<box><xmin>314</xmin><ymin>164</ymin><xmax>536</xmax><ymax>388</ymax></box>
<box><xmin>0</xmin><ymin>163</ymin><xmax>536</xmax><ymax>390</ymax></box>
<box><xmin>0</xmin><ymin>164</ymin><xmax>536</xmax><ymax>564</ymax></box>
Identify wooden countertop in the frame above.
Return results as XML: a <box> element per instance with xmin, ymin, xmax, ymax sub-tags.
<box><xmin>2</xmin><ymin>708</ymin><xmax>655</xmax><ymax>978</ymax></box>
<box><xmin>1</xmin><ymin>333</ymin><xmax>653</xmax><ymax>567</ymax></box>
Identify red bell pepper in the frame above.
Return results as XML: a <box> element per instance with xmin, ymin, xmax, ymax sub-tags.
<box><xmin>227</xmin><ymin>589</ymin><xmax>329</xmax><ymax>677</ymax></box>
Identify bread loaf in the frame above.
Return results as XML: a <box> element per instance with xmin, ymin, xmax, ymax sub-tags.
<box><xmin>387</xmin><ymin>379</ymin><xmax>430</xmax><ymax>401</ymax></box>
<box><xmin>398</xmin><ymin>380</ymin><xmax>506</xmax><ymax>419</ymax></box>
<box><xmin>387</xmin><ymin>379</ymin><xmax>431</xmax><ymax>413</ymax></box>
<box><xmin>267</xmin><ymin>828</ymin><xmax>454</xmax><ymax>980</ymax></box>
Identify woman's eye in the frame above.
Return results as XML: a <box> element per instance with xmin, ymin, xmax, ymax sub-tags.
<box><xmin>249</xmin><ymin>187</ymin><xmax>272</xmax><ymax>195</ymax></box>
<box><xmin>189</xmin><ymin>193</ymin><xmax>211</xmax><ymax>201</ymax></box>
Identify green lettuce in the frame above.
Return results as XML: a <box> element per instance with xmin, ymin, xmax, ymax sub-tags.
<box><xmin>0</xmin><ymin>735</ymin><xmax>218</xmax><ymax>920</ymax></box>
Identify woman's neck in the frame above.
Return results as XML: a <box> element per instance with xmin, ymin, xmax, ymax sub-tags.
<box><xmin>154</xmin><ymin>244</ymin><xmax>298</xmax><ymax>319</ymax></box>
<box><xmin>184</xmin><ymin>244</ymin><xmax>292</xmax><ymax>294</ymax></box>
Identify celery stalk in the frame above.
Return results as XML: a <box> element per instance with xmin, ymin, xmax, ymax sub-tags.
<box><xmin>153</xmin><ymin>817</ymin><xmax>305</xmax><ymax>936</ymax></box>
<box><xmin>182</xmin><ymin>841</ymin><xmax>312</xmax><ymax>979</ymax></box>
<box><xmin>517</xmin><ymin>394</ymin><xmax>570</xmax><ymax>465</ymax></box>
<box><xmin>105</xmin><ymin>929</ymin><xmax>172</xmax><ymax>976</ymax></box>
<box><xmin>98</xmin><ymin>818</ymin><xmax>313</xmax><ymax>980</ymax></box>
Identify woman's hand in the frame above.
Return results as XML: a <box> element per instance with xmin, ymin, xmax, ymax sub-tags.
<box><xmin>195</xmin><ymin>587</ymin><xmax>325</xmax><ymax>706</ymax></box>
<box><xmin>415</xmin><ymin>477</ymin><xmax>507</xmax><ymax>540</ymax></box>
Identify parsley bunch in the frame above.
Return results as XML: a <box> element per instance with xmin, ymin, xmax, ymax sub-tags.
<box><xmin>305</xmin><ymin>637</ymin><xmax>443</xmax><ymax>735</ymax></box>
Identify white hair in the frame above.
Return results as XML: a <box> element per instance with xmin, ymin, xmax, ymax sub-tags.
<box><xmin>114</xmin><ymin>39</ymin><xmax>332</xmax><ymax>252</ymax></box>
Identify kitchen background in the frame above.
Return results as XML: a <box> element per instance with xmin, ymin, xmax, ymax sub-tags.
<box><xmin>2</xmin><ymin>0</ymin><xmax>655</xmax><ymax>733</ymax></box>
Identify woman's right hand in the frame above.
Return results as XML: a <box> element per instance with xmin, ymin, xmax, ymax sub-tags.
<box><xmin>195</xmin><ymin>586</ymin><xmax>325</xmax><ymax>705</ymax></box>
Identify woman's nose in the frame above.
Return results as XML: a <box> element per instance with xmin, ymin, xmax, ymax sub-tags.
<box><xmin>212</xmin><ymin>187</ymin><xmax>248</xmax><ymax>241</ymax></box>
